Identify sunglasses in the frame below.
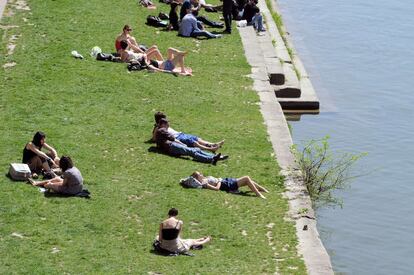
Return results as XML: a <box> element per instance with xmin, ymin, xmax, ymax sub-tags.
<box><xmin>127</xmin><ymin>29</ymin><xmax>132</xmax><ymax>31</ymax></box>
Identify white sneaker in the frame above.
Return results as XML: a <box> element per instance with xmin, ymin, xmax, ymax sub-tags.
<box><xmin>71</xmin><ymin>50</ymin><xmax>84</xmax><ymax>59</ymax></box>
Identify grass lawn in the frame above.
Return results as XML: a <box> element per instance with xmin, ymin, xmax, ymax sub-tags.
<box><xmin>0</xmin><ymin>0</ymin><xmax>305</xmax><ymax>273</ymax></box>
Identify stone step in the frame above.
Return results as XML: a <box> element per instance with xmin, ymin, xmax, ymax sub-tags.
<box><xmin>277</xmin><ymin>77</ymin><xmax>320</xmax><ymax>110</ymax></box>
<box><xmin>265</xmin><ymin>57</ymin><xmax>285</xmax><ymax>85</ymax></box>
<box><xmin>274</xmin><ymin>62</ymin><xmax>300</xmax><ymax>98</ymax></box>
<box><xmin>273</xmin><ymin>85</ymin><xmax>301</xmax><ymax>98</ymax></box>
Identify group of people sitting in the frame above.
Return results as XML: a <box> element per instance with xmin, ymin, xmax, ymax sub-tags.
<box><xmin>170</xmin><ymin>0</ymin><xmax>265</xmax><ymax>37</ymax></box>
<box><xmin>115</xmin><ymin>25</ymin><xmax>193</xmax><ymax>76</ymax></box>
<box><xmin>22</xmin><ymin>131</ymin><xmax>84</xmax><ymax>195</ymax></box>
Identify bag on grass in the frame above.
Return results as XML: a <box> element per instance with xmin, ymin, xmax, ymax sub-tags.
<box><xmin>179</xmin><ymin>176</ymin><xmax>203</xmax><ymax>189</ymax></box>
<box><xmin>146</xmin><ymin>15</ymin><xmax>168</xmax><ymax>27</ymax></box>
<box><xmin>8</xmin><ymin>163</ymin><xmax>31</xmax><ymax>181</ymax></box>
<box><xmin>127</xmin><ymin>60</ymin><xmax>148</xmax><ymax>71</ymax></box>
<box><xmin>158</xmin><ymin>12</ymin><xmax>169</xmax><ymax>20</ymax></box>
<box><xmin>152</xmin><ymin>240</ymin><xmax>194</xmax><ymax>256</ymax></box>
<box><xmin>96</xmin><ymin>52</ymin><xmax>115</xmax><ymax>61</ymax></box>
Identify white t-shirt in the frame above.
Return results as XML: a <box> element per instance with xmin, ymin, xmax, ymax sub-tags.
<box><xmin>167</xmin><ymin>127</ymin><xmax>181</xmax><ymax>138</ymax></box>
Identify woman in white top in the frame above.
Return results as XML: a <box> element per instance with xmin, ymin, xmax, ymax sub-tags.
<box><xmin>192</xmin><ymin>171</ymin><xmax>269</xmax><ymax>199</ymax></box>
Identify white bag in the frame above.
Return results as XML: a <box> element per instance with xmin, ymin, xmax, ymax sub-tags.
<box><xmin>237</xmin><ymin>20</ymin><xmax>247</xmax><ymax>28</ymax></box>
<box><xmin>9</xmin><ymin>163</ymin><xmax>31</xmax><ymax>181</ymax></box>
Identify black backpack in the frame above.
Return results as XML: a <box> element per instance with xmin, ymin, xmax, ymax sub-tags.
<box><xmin>96</xmin><ymin>52</ymin><xmax>115</xmax><ymax>62</ymax></box>
<box><xmin>127</xmin><ymin>60</ymin><xmax>148</xmax><ymax>71</ymax></box>
<box><xmin>146</xmin><ymin>15</ymin><xmax>168</xmax><ymax>27</ymax></box>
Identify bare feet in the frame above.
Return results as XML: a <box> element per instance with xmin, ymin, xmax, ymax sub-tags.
<box><xmin>204</xmin><ymin>236</ymin><xmax>212</xmax><ymax>242</ymax></box>
<box><xmin>259</xmin><ymin>194</ymin><xmax>267</xmax><ymax>199</ymax></box>
<box><xmin>216</xmin><ymin>140</ymin><xmax>225</xmax><ymax>148</ymax></box>
<box><xmin>260</xmin><ymin>187</ymin><xmax>269</xmax><ymax>193</ymax></box>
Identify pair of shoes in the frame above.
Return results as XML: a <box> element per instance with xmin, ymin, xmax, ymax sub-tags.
<box><xmin>223</xmin><ymin>29</ymin><xmax>231</xmax><ymax>34</ymax></box>
<box><xmin>212</xmin><ymin>153</ymin><xmax>229</xmax><ymax>165</ymax></box>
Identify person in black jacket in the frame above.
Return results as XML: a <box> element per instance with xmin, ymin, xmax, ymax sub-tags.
<box><xmin>222</xmin><ymin>0</ymin><xmax>233</xmax><ymax>33</ymax></box>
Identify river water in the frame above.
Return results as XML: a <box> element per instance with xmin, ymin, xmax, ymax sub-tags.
<box><xmin>276</xmin><ymin>0</ymin><xmax>414</xmax><ymax>274</ymax></box>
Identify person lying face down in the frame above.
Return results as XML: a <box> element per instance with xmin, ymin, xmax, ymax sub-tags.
<box><xmin>151</xmin><ymin>112</ymin><xmax>224</xmax><ymax>152</ymax></box>
<box><xmin>154</xmin><ymin>119</ymin><xmax>228</xmax><ymax>164</ymax></box>
<box><xmin>191</xmin><ymin>171</ymin><xmax>269</xmax><ymax>199</ymax></box>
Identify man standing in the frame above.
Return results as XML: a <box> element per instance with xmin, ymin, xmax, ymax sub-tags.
<box><xmin>222</xmin><ymin>0</ymin><xmax>233</xmax><ymax>33</ymax></box>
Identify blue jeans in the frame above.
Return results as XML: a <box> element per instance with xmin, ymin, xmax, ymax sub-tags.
<box><xmin>191</xmin><ymin>29</ymin><xmax>217</xmax><ymax>39</ymax></box>
<box><xmin>252</xmin><ymin>14</ymin><xmax>264</xmax><ymax>32</ymax></box>
<box><xmin>169</xmin><ymin>142</ymin><xmax>214</xmax><ymax>163</ymax></box>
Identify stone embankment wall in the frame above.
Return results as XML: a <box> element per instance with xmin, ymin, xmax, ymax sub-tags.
<box><xmin>238</xmin><ymin>0</ymin><xmax>333</xmax><ymax>274</ymax></box>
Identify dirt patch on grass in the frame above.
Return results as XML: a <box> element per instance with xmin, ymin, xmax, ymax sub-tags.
<box><xmin>10</xmin><ymin>0</ymin><xmax>30</xmax><ymax>11</ymax></box>
<box><xmin>3</xmin><ymin>62</ymin><xmax>16</xmax><ymax>69</ymax></box>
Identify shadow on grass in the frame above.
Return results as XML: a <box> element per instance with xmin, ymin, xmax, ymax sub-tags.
<box><xmin>44</xmin><ymin>190</ymin><xmax>91</xmax><ymax>199</ymax></box>
<box><xmin>147</xmin><ymin>146</ymin><xmax>192</xmax><ymax>161</ymax></box>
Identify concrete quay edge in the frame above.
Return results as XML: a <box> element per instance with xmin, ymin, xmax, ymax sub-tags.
<box><xmin>238</xmin><ymin>4</ymin><xmax>333</xmax><ymax>274</ymax></box>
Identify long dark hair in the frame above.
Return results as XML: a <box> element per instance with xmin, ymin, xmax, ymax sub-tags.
<box><xmin>60</xmin><ymin>156</ymin><xmax>74</xmax><ymax>172</ymax></box>
<box><xmin>32</xmin><ymin>131</ymin><xmax>46</xmax><ymax>148</ymax></box>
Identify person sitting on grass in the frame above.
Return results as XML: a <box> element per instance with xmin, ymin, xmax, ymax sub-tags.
<box><xmin>152</xmin><ymin>112</ymin><xmax>224</xmax><ymax>152</ymax></box>
<box><xmin>28</xmin><ymin>156</ymin><xmax>83</xmax><ymax>195</ymax></box>
<box><xmin>179</xmin><ymin>0</ymin><xmax>224</xmax><ymax>28</ymax></box>
<box><xmin>157</xmin><ymin>208</ymin><xmax>211</xmax><ymax>254</ymax></box>
<box><xmin>191</xmin><ymin>171</ymin><xmax>269</xmax><ymax>199</ymax></box>
<box><xmin>22</xmin><ymin>131</ymin><xmax>59</xmax><ymax>178</ymax></box>
<box><xmin>154</xmin><ymin>119</ymin><xmax>228</xmax><ymax>164</ymax></box>
<box><xmin>115</xmin><ymin>24</ymin><xmax>161</xmax><ymax>58</ymax></box>
<box><xmin>242</xmin><ymin>0</ymin><xmax>265</xmax><ymax>33</ymax></box>
<box><xmin>179</xmin><ymin>9</ymin><xmax>222</xmax><ymax>39</ymax></box>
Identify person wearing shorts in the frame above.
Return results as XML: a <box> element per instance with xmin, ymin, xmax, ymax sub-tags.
<box><xmin>150</xmin><ymin>48</ymin><xmax>192</xmax><ymax>75</ymax></box>
<box><xmin>152</xmin><ymin>113</ymin><xmax>225</xmax><ymax>152</ymax></box>
<box><xmin>191</xmin><ymin>171</ymin><xmax>269</xmax><ymax>199</ymax></box>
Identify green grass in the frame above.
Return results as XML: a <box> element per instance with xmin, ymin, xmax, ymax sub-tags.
<box><xmin>0</xmin><ymin>0</ymin><xmax>306</xmax><ymax>273</ymax></box>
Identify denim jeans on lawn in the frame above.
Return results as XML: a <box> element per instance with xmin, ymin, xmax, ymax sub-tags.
<box><xmin>168</xmin><ymin>142</ymin><xmax>214</xmax><ymax>163</ymax></box>
<box><xmin>191</xmin><ymin>29</ymin><xmax>217</xmax><ymax>39</ymax></box>
<box><xmin>252</xmin><ymin>14</ymin><xmax>264</xmax><ymax>32</ymax></box>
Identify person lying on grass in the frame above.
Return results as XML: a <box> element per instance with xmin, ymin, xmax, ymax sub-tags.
<box><xmin>147</xmin><ymin>47</ymin><xmax>193</xmax><ymax>76</ymax></box>
<box><xmin>191</xmin><ymin>171</ymin><xmax>269</xmax><ymax>199</ymax></box>
<box><xmin>119</xmin><ymin>41</ymin><xmax>192</xmax><ymax>76</ymax></box>
<box><xmin>23</xmin><ymin>131</ymin><xmax>59</xmax><ymax>179</ymax></box>
<box><xmin>115</xmin><ymin>24</ymin><xmax>159</xmax><ymax>56</ymax></box>
<box><xmin>154</xmin><ymin>119</ymin><xmax>228</xmax><ymax>164</ymax></box>
<box><xmin>157</xmin><ymin>208</ymin><xmax>211</xmax><ymax>254</ymax></box>
<box><xmin>28</xmin><ymin>156</ymin><xmax>83</xmax><ymax>195</ymax></box>
<box><xmin>152</xmin><ymin>112</ymin><xmax>224</xmax><ymax>152</ymax></box>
